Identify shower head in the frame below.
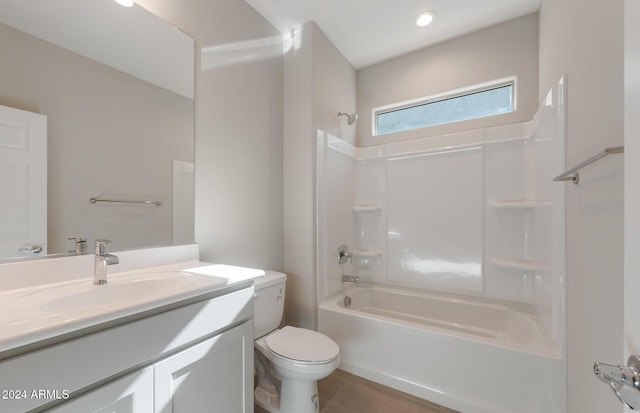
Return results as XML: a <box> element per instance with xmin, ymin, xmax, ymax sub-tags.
<box><xmin>338</xmin><ymin>111</ymin><xmax>358</xmax><ymax>125</ymax></box>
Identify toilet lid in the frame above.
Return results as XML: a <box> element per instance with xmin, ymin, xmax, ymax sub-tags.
<box><xmin>266</xmin><ymin>326</ymin><xmax>339</xmax><ymax>362</ymax></box>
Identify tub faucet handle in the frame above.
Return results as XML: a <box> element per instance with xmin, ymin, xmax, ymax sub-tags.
<box><xmin>338</xmin><ymin>245</ymin><xmax>352</xmax><ymax>264</ymax></box>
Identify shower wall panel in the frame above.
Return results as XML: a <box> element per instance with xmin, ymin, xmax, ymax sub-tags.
<box><xmin>316</xmin><ymin>131</ymin><xmax>357</xmax><ymax>299</ymax></box>
<box><xmin>386</xmin><ymin>148</ymin><xmax>484</xmax><ymax>292</ymax></box>
<box><xmin>530</xmin><ymin>77</ymin><xmax>566</xmax><ymax>345</ymax></box>
<box><xmin>483</xmin><ymin>139</ymin><xmax>534</xmax><ymax>303</ymax></box>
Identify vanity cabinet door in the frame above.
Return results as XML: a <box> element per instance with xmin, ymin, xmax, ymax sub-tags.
<box><xmin>154</xmin><ymin>321</ymin><xmax>253</xmax><ymax>413</ymax></box>
<box><xmin>45</xmin><ymin>367</ymin><xmax>153</xmax><ymax>413</ymax></box>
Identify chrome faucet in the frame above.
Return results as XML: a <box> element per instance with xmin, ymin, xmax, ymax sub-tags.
<box><xmin>94</xmin><ymin>239</ymin><xmax>119</xmax><ymax>285</ymax></box>
<box><xmin>341</xmin><ymin>274</ymin><xmax>359</xmax><ymax>284</ymax></box>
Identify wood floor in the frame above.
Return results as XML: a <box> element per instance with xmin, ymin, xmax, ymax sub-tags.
<box><xmin>255</xmin><ymin>369</ymin><xmax>460</xmax><ymax>413</ymax></box>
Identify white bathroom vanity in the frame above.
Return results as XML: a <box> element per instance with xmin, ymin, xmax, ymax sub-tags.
<box><xmin>0</xmin><ymin>245</ymin><xmax>259</xmax><ymax>413</ymax></box>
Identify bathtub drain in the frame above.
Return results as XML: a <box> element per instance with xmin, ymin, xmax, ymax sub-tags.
<box><xmin>344</xmin><ymin>296</ymin><xmax>352</xmax><ymax>307</ymax></box>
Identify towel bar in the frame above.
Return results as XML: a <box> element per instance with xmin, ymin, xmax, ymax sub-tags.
<box><xmin>553</xmin><ymin>146</ymin><xmax>623</xmax><ymax>184</ymax></box>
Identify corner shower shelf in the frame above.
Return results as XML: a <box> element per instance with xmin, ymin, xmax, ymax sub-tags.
<box><xmin>489</xmin><ymin>199</ymin><xmax>551</xmax><ymax>209</ymax></box>
<box><xmin>353</xmin><ymin>204</ymin><xmax>383</xmax><ymax>213</ymax></box>
<box><xmin>491</xmin><ymin>258</ymin><xmax>549</xmax><ymax>272</ymax></box>
<box><xmin>353</xmin><ymin>249</ymin><xmax>383</xmax><ymax>258</ymax></box>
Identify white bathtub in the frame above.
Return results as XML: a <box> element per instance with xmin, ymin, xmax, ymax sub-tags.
<box><xmin>318</xmin><ymin>285</ymin><xmax>565</xmax><ymax>413</ymax></box>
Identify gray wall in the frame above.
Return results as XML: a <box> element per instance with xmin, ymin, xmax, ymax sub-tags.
<box><xmin>137</xmin><ymin>0</ymin><xmax>285</xmax><ymax>271</ymax></box>
<box><xmin>539</xmin><ymin>0</ymin><xmax>624</xmax><ymax>412</ymax></box>
<box><xmin>357</xmin><ymin>13</ymin><xmax>539</xmax><ymax>147</ymax></box>
<box><xmin>283</xmin><ymin>22</ymin><xmax>314</xmax><ymax>328</ymax></box>
<box><xmin>311</xmin><ymin>25</ymin><xmax>358</xmax><ymax>146</ymax></box>
<box><xmin>283</xmin><ymin>22</ymin><xmax>357</xmax><ymax>328</ymax></box>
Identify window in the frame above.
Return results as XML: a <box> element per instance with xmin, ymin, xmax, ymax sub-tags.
<box><xmin>375</xmin><ymin>81</ymin><xmax>514</xmax><ymax>135</ymax></box>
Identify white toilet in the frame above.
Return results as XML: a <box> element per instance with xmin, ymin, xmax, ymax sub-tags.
<box><xmin>253</xmin><ymin>271</ymin><xmax>340</xmax><ymax>413</ymax></box>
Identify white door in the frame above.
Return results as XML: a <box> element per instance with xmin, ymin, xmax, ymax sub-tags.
<box><xmin>0</xmin><ymin>105</ymin><xmax>47</xmax><ymax>259</ymax></box>
<box><xmin>600</xmin><ymin>0</ymin><xmax>640</xmax><ymax>409</ymax></box>
<box><xmin>625</xmin><ymin>0</ymin><xmax>640</xmax><ymax>397</ymax></box>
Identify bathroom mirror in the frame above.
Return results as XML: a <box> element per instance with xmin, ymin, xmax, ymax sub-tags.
<box><xmin>0</xmin><ymin>0</ymin><xmax>195</xmax><ymax>261</ymax></box>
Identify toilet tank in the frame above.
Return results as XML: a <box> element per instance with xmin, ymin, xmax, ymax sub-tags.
<box><xmin>253</xmin><ymin>270</ymin><xmax>287</xmax><ymax>339</ymax></box>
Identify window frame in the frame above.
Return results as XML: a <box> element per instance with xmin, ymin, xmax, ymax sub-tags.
<box><xmin>372</xmin><ymin>77</ymin><xmax>517</xmax><ymax>136</ymax></box>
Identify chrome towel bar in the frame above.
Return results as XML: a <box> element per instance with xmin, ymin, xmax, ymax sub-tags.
<box><xmin>89</xmin><ymin>197</ymin><xmax>163</xmax><ymax>206</ymax></box>
<box><xmin>553</xmin><ymin>146</ymin><xmax>624</xmax><ymax>184</ymax></box>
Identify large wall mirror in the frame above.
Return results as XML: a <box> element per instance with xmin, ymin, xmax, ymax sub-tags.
<box><xmin>0</xmin><ymin>0</ymin><xmax>195</xmax><ymax>261</ymax></box>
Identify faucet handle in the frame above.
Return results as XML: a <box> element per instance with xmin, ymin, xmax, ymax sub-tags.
<box><xmin>68</xmin><ymin>237</ymin><xmax>87</xmax><ymax>254</ymax></box>
<box><xmin>338</xmin><ymin>245</ymin><xmax>352</xmax><ymax>264</ymax></box>
<box><xmin>95</xmin><ymin>239</ymin><xmax>112</xmax><ymax>255</ymax></box>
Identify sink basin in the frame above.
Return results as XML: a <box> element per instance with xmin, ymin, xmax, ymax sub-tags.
<box><xmin>3</xmin><ymin>272</ymin><xmax>198</xmax><ymax>314</ymax></box>
<box><xmin>42</xmin><ymin>273</ymin><xmax>195</xmax><ymax>311</ymax></box>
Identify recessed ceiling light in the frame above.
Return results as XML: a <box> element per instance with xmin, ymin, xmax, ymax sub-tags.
<box><xmin>114</xmin><ymin>0</ymin><xmax>135</xmax><ymax>7</ymax></box>
<box><xmin>415</xmin><ymin>11</ymin><xmax>437</xmax><ymax>27</ymax></box>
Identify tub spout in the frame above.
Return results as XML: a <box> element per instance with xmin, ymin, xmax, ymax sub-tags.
<box><xmin>342</xmin><ymin>274</ymin><xmax>359</xmax><ymax>284</ymax></box>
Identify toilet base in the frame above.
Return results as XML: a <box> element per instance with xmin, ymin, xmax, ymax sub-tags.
<box><xmin>279</xmin><ymin>377</ymin><xmax>319</xmax><ymax>413</ymax></box>
<box><xmin>256</xmin><ymin>377</ymin><xmax>319</xmax><ymax>413</ymax></box>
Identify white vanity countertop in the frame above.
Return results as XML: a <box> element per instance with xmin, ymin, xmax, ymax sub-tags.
<box><xmin>0</xmin><ymin>260</ymin><xmax>265</xmax><ymax>357</ymax></box>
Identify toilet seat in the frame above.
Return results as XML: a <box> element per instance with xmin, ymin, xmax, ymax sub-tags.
<box><xmin>265</xmin><ymin>326</ymin><xmax>339</xmax><ymax>364</ymax></box>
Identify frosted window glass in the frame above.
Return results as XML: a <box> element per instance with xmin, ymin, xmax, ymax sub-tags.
<box><xmin>376</xmin><ymin>84</ymin><xmax>513</xmax><ymax>135</ymax></box>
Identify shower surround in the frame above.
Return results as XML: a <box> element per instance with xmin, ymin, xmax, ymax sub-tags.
<box><xmin>316</xmin><ymin>78</ymin><xmax>567</xmax><ymax>413</ymax></box>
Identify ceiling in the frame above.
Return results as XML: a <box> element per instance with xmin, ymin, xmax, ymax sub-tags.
<box><xmin>244</xmin><ymin>0</ymin><xmax>540</xmax><ymax>69</ymax></box>
<box><xmin>0</xmin><ymin>0</ymin><xmax>193</xmax><ymax>98</ymax></box>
